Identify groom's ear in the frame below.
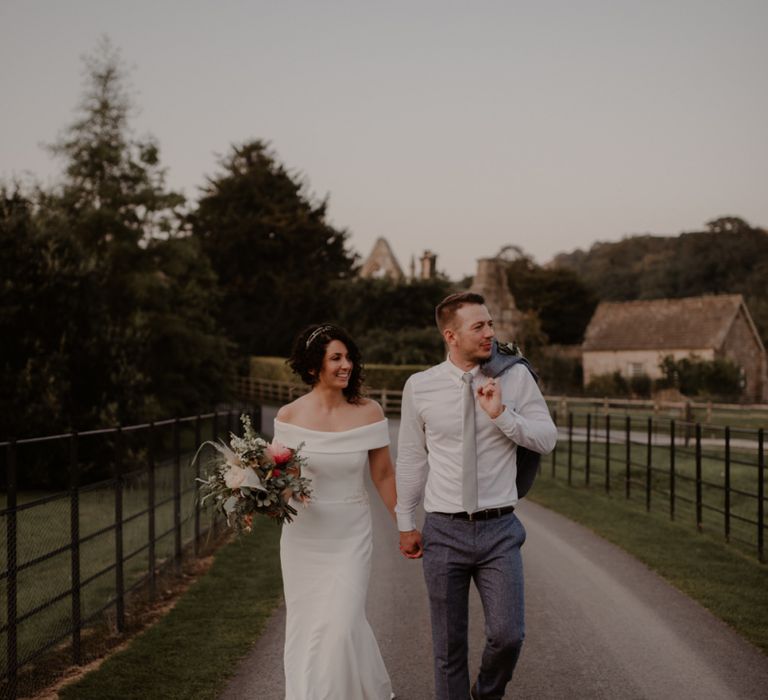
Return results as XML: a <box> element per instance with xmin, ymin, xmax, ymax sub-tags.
<box><xmin>442</xmin><ymin>327</ymin><xmax>456</xmax><ymax>347</ymax></box>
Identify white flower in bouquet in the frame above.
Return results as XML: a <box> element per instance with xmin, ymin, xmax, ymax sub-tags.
<box><xmin>196</xmin><ymin>414</ymin><xmax>312</xmax><ymax>530</ymax></box>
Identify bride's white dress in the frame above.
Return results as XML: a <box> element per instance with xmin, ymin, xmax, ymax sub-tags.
<box><xmin>274</xmin><ymin>419</ymin><xmax>393</xmax><ymax>700</ymax></box>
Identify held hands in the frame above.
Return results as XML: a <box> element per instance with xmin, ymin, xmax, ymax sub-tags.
<box><xmin>477</xmin><ymin>378</ymin><xmax>504</xmax><ymax>419</ymax></box>
<box><xmin>399</xmin><ymin>529</ymin><xmax>423</xmax><ymax>559</ymax></box>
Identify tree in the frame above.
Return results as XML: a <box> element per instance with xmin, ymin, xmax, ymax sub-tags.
<box><xmin>657</xmin><ymin>355</ymin><xmax>742</xmax><ymax>400</ymax></box>
<box><xmin>503</xmin><ymin>253</ymin><xmax>597</xmax><ymax>345</ymax></box>
<box><xmin>328</xmin><ymin>277</ymin><xmax>456</xmax><ymax>364</ymax></box>
<box><xmin>0</xmin><ymin>186</ymin><xmax>101</xmax><ymax>439</ymax></box>
<box><xmin>706</xmin><ymin>216</ymin><xmax>751</xmax><ymax>234</ymax></box>
<box><xmin>49</xmin><ymin>37</ymin><xmax>184</xmax><ymax>249</ymax></box>
<box><xmin>553</xmin><ymin>218</ymin><xmax>768</xmax><ymax>346</ymax></box>
<box><xmin>0</xmin><ymin>39</ymin><xmax>233</xmax><ymax>442</ymax></box>
<box><xmin>332</xmin><ymin>277</ymin><xmax>455</xmax><ymax>337</ymax></box>
<box><xmin>190</xmin><ymin>140</ymin><xmax>357</xmax><ymax>356</ymax></box>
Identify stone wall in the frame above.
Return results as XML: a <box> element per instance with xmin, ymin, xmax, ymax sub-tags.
<box><xmin>719</xmin><ymin>307</ymin><xmax>767</xmax><ymax>402</ymax></box>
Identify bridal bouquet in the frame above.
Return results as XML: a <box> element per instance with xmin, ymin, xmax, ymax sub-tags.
<box><xmin>196</xmin><ymin>414</ymin><xmax>312</xmax><ymax>529</ymax></box>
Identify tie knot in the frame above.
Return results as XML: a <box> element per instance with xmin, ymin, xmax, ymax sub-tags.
<box><xmin>462</xmin><ymin>372</ymin><xmax>473</xmax><ymax>385</ymax></box>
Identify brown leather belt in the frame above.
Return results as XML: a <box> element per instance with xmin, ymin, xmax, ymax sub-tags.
<box><xmin>432</xmin><ymin>505</ymin><xmax>515</xmax><ymax>521</ymax></box>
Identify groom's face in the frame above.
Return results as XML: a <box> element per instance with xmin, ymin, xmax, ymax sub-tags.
<box><xmin>447</xmin><ymin>303</ymin><xmax>495</xmax><ymax>364</ymax></box>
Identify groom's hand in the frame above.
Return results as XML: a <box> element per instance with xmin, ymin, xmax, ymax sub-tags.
<box><xmin>399</xmin><ymin>529</ymin><xmax>423</xmax><ymax>559</ymax></box>
<box><xmin>477</xmin><ymin>378</ymin><xmax>504</xmax><ymax>419</ymax></box>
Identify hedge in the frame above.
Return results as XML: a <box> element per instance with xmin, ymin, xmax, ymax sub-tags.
<box><xmin>249</xmin><ymin>356</ymin><xmax>426</xmax><ymax>391</ymax></box>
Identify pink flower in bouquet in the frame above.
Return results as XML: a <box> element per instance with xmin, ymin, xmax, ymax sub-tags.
<box><xmin>267</xmin><ymin>439</ymin><xmax>293</xmax><ymax>465</ymax></box>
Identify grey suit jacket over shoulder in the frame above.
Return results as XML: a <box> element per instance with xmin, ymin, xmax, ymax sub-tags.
<box><xmin>479</xmin><ymin>339</ymin><xmax>547</xmax><ymax>498</ymax></box>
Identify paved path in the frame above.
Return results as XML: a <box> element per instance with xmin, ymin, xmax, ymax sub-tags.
<box><xmin>220</xmin><ymin>414</ymin><xmax>768</xmax><ymax>699</ymax></box>
<box><xmin>560</xmin><ymin>426</ymin><xmax>760</xmax><ymax>451</ymax></box>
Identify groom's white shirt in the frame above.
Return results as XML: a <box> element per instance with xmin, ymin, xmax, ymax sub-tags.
<box><xmin>395</xmin><ymin>357</ymin><xmax>557</xmax><ymax>532</ymax></box>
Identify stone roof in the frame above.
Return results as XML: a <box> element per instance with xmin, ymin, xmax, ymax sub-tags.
<box><xmin>582</xmin><ymin>294</ymin><xmax>747</xmax><ymax>351</ymax></box>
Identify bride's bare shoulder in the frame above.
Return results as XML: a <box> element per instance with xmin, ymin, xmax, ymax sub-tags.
<box><xmin>357</xmin><ymin>398</ymin><xmax>385</xmax><ymax>422</ymax></box>
<box><xmin>276</xmin><ymin>394</ymin><xmax>311</xmax><ymax>423</ymax></box>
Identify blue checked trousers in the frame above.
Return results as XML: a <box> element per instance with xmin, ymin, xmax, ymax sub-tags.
<box><xmin>422</xmin><ymin>511</ymin><xmax>526</xmax><ymax>700</ymax></box>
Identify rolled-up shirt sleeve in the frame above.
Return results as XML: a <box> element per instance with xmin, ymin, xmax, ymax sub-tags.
<box><xmin>491</xmin><ymin>365</ymin><xmax>558</xmax><ymax>454</ymax></box>
<box><xmin>395</xmin><ymin>377</ymin><xmax>428</xmax><ymax>531</ymax></box>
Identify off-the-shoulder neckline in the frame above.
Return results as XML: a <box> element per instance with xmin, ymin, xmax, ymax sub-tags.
<box><xmin>274</xmin><ymin>418</ymin><xmax>387</xmax><ymax>435</ymax></box>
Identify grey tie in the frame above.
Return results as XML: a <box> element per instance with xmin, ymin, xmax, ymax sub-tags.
<box><xmin>461</xmin><ymin>372</ymin><xmax>478</xmax><ymax>514</ymax></box>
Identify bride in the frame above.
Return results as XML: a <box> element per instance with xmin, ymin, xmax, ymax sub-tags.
<box><xmin>274</xmin><ymin>323</ymin><xmax>397</xmax><ymax>700</ymax></box>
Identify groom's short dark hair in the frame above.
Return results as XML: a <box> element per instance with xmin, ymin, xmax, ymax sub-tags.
<box><xmin>435</xmin><ymin>292</ymin><xmax>485</xmax><ymax>331</ymax></box>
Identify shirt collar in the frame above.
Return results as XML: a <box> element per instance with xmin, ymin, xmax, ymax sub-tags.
<box><xmin>443</xmin><ymin>355</ymin><xmax>481</xmax><ymax>385</ymax></box>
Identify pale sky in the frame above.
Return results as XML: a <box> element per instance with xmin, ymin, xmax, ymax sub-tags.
<box><xmin>1</xmin><ymin>0</ymin><xmax>766</xmax><ymax>280</ymax></box>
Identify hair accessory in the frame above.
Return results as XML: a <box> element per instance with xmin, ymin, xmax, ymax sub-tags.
<box><xmin>305</xmin><ymin>325</ymin><xmax>333</xmax><ymax>349</ymax></box>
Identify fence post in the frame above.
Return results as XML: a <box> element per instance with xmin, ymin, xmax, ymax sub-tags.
<box><xmin>252</xmin><ymin>404</ymin><xmax>262</xmax><ymax>437</ymax></box>
<box><xmin>173</xmin><ymin>417</ymin><xmax>182</xmax><ymax>571</ymax></box>
<box><xmin>194</xmin><ymin>414</ymin><xmax>202</xmax><ymax>556</ymax></box>
<box><xmin>567</xmin><ymin>413</ymin><xmax>573</xmax><ymax>486</ymax></box>
<box><xmin>69</xmin><ymin>432</ymin><xmax>82</xmax><ymax>665</ymax></box>
<box><xmin>114</xmin><ymin>427</ymin><xmax>125</xmax><ymax>633</ymax></box>
<box><xmin>695</xmin><ymin>423</ymin><xmax>702</xmax><ymax>532</ymax></box>
<box><xmin>585</xmin><ymin>413</ymin><xmax>591</xmax><ymax>486</ymax></box>
<box><xmin>551</xmin><ymin>409</ymin><xmax>558</xmax><ymax>478</ymax></box>
<box><xmin>724</xmin><ymin>426</ymin><xmax>731</xmax><ymax>543</ymax></box>
<box><xmin>646</xmin><ymin>417</ymin><xmax>652</xmax><ymax>512</ymax></box>
<box><xmin>148</xmin><ymin>421</ymin><xmax>156</xmax><ymax>601</ymax></box>
<box><xmin>211</xmin><ymin>412</ymin><xmax>219</xmax><ymax>537</ymax></box>
<box><xmin>625</xmin><ymin>416</ymin><xmax>631</xmax><ymax>499</ymax></box>
<box><xmin>669</xmin><ymin>419</ymin><xmax>676</xmax><ymax>521</ymax></box>
<box><xmin>6</xmin><ymin>441</ymin><xmax>18</xmax><ymax>698</ymax></box>
<box><xmin>758</xmin><ymin>428</ymin><xmax>764</xmax><ymax>563</ymax></box>
<box><xmin>605</xmin><ymin>414</ymin><xmax>611</xmax><ymax>493</ymax></box>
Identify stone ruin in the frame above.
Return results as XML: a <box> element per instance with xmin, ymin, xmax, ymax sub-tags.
<box><xmin>469</xmin><ymin>257</ymin><xmax>522</xmax><ymax>343</ymax></box>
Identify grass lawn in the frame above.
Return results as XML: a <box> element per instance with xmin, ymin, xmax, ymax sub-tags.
<box><xmin>550</xmin><ymin>432</ymin><xmax>765</xmax><ymax>554</ymax></box>
<box><xmin>58</xmin><ymin>516</ymin><xmax>283</xmax><ymax>700</ymax></box>
<box><xmin>52</xmin><ymin>469</ymin><xmax>767</xmax><ymax>699</ymax></box>
<box><xmin>0</xmin><ymin>455</ymin><xmax>209</xmax><ymax>676</ymax></box>
<box><xmin>528</xmin><ymin>476</ymin><xmax>768</xmax><ymax>655</ymax></box>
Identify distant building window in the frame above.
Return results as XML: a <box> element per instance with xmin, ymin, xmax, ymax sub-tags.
<box><xmin>628</xmin><ymin>362</ymin><xmax>644</xmax><ymax>377</ymax></box>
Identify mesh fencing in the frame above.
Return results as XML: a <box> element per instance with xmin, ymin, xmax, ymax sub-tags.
<box><xmin>0</xmin><ymin>407</ymin><xmax>249</xmax><ymax>699</ymax></box>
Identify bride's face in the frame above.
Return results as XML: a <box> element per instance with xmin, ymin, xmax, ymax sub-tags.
<box><xmin>318</xmin><ymin>339</ymin><xmax>353</xmax><ymax>389</ymax></box>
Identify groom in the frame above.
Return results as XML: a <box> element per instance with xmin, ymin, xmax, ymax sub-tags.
<box><xmin>395</xmin><ymin>292</ymin><xmax>557</xmax><ymax>700</ymax></box>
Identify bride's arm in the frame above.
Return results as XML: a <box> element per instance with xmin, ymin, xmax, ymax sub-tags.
<box><xmin>369</xmin><ymin>446</ymin><xmax>397</xmax><ymax>521</ymax></box>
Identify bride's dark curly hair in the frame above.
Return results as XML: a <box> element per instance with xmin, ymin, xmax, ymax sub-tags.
<box><xmin>288</xmin><ymin>324</ymin><xmax>365</xmax><ymax>403</ymax></box>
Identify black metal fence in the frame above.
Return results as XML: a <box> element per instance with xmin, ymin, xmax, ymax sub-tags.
<box><xmin>0</xmin><ymin>406</ymin><xmax>258</xmax><ymax>699</ymax></box>
<box><xmin>548</xmin><ymin>410</ymin><xmax>766</xmax><ymax>562</ymax></box>
<box><xmin>236</xmin><ymin>378</ymin><xmax>766</xmax><ymax>562</ymax></box>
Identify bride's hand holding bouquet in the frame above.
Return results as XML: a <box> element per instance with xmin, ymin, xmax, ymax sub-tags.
<box><xmin>196</xmin><ymin>414</ymin><xmax>312</xmax><ymax>530</ymax></box>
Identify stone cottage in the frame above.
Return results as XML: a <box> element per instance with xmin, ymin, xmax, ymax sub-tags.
<box><xmin>581</xmin><ymin>294</ymin><xmax>767</xmax><ymax>402</ymax></box>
